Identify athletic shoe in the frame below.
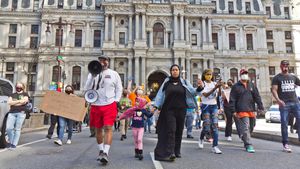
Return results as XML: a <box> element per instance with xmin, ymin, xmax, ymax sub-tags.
<box><xmin>100</xmin><ymin>153</ymin><xmax>109</xmax><ymax>165</ymax></box>
<box><xmin>187</xmin><ymin>135</ymin><xmax>194</xmax><ymax>139</ymax></box>
<box><xmin>227</xmin><ymin>136</ymin><xmax>232</xmax><ymax>141</ymax></box>
<box><xmin>198</xmin><ymin>139</ymin><xmax>204</xmax><ymax>149</ymax></box>
<box><xmin>66</xmin><ymin>139</ymin><xmax>72</xmax><ymax>145</ymax></box>
<box><xmin>283</xmin><ymin>144</ymin><xmax>292</xmax><ymax>153</ymax></box>
<box><xmin>246</xmin><ymin>145</ymin><xmax>255</xmax><ymax>153</ymax></box>
<box><xmin>97</xmin><ymin>150</ymin><xmax>104</xmax><ymax>161</ymax></box>
<box><xmin>54</xmin><ymin>139</ymin><xmax>63</xmax><ymax>146</ymax></box>
<box><xmin>212</xmin><ymin>146</ymin><xmax>222</xmax><ymax>154</ymax></box>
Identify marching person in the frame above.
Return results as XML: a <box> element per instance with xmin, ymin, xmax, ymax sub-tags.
<box><xmin>54</xmin><ymin>85</ymin><xmax>75</xmax><ymax>146</ymax></box>
<box><xmin>6</xmin><ymin>82</ymin><xmax>29</xmax><ymax>149</ymax></box>
<box><xmin>118</xmin><ymin>97</ymin><xmax>153</xmax><ymax>160</ymax></box>
<box><xmin>230</xmin><ymin>69</ymin><xmax>264</xmax><ymax>153</ymax></box>
<box><xmin>271</xmin><ymin>60</ymin><xmax>300</xmax><ymax>153</ymax></box>
<box><xmin>153</xmin><ymin>64</ymin><xmax>203</xmax><ymax>161</ymax></box>
<box><xmin>118</xmin><ymin>89</ymin><xmax>131</xmax><ymax>141</ymax></box>
<box><xmin>198</xmin><ymin>69</ymin><xmax>222</xmax><ymax>154</ymax></box>
<box><xmin>84</xmin><ymin>55</ymin><xmax>123</xmax><ymax>165</ymax></box>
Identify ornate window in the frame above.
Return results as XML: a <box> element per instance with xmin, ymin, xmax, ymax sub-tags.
<box><xmin>28</xmin><ymin>63</ymin><xmax>37</xmax><ymax>91</ymax></box>
<box><xmin>1</xmin><ymin>0</ymin><xmax>9</xmax><ymax>7</ymax></box>
<box><xmin>21</xmin><ymin>0</ymin><xmax>30</xmax><ymax>8</ymax></box>
<box><xmin>246</xmin><ymin>34</ymin><xmax>253</xmax><ymax>50</ymax></box>
<box><xmin>75</xmin><ymin>30</ymin><xmax>82</xmax><ymax>47</ymax></box>
<box><xmin>286</xmin><ymin>43</ymin><xmax>293</xmax><ymax>53</ymax></box>
<box><xmin>212</xmin><ymin>33</ymin><xmax>218</xmax><ymax>49</ymax></box>
<box><xmin>245</xmin><ymin>2</ymin><xmax>251</xmax><ymax>14</ymax></box>
<box><xmin>230</xmin><ymin>68</ymin><xmax>238</xmax><ymax>83</ymax></box>
<box><xmin>228</xmin><ymin>1</ymin><xmax>234</xmax><ymax>14</ymax></box>
<box><xmin>284</xmin><ymin>7</ymin><xmax>290</xmax><ymax>19</ymax></box>
<box><xmin>285</xmin><ymin>31</ymin><xmax>291</xmax><ymax>40</ymax></box>
<box><xmin>269</xmin><ymin>66</ymin><xmax>275</xmax><ymax>75</ymax></box>
<box><xmin>267</xmin><ymin>42</ymin><xmax>274</xmax><ymax>53</ymax></box>
<box><xmin>229</xmin><ymin>33</ymin><xmax>236</xmax><ymax>50</ymax></box>
<box><xmin>55</xmin><ymin>29</ymin><xmax>63</xmax><ymax>47</ymax></box>
<box><xmin>248</xmin><ymin>68</ymin><xmax>256</xmax><ymax>85</ymax></box>
<box><xmin>153</xmin><ymin>23</ymin><xmax>164</xmax><ymax>47</ymax></box>
<box><xmin>52</xmin><ymin>66</ymin><xmax>60</xmax><ymax>83</ymax></box>
<box><xmin>58</xmin><ymin>0</ymin><xmax>63</xmax><ymax>8</ymax></box>
<box><xmin>191</xmin><ymin>34</ymin><xmax>197</xmax><ymax>46</ymax></box>
<box><xmin>266</xmin><ymin>30</ymin><xmax>273</xmax><ymax>39</ymax></box>
<box><xmin>72</xmin><ymin>66</ymin><xmax>81</xmax><ymax>90</ymax></box>
<box><xmin>94</xmin><ymin>30</ymin><xmax>101</xmax><ymax>47</ymax></box>
<box><xmin>119</xmin><ymin>32</ymin><xmax>125</xmax><ymax>45</ymax></box>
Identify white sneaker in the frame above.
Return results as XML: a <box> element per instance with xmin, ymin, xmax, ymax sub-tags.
<box><xmin>212</xmin><ymin>146</ymin><xmax>222</xmax><ymax>154</ymax></box>
<box><xmin>227</xmin><ymin>136</ymin><xmax>232</xmax><ymax>141</ymax></box>
<box><xmin>66</xmin><ymin>139</ymin><xmax>72</xmax><ymax>145</ymax></box>
<box><xmin>283</xmin><ymin>144</ymin><xmax>292</xmax><ymax>153</ymax></box>
<box><xmin>54</xmin><ymin>139</ymin><xmax>63</xmax><ymax>146</ymax></box>
<box><xmin>198</xmin><ymin>139</ymin><xmax>204</xmax><ymax>149</ymax></box>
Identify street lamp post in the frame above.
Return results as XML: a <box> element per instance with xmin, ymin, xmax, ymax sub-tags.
<box><xmin>45</xmin><ymin>17</ymin><xmax>72</xmax><ymax>89</ymax></box>
<box><xmin>1</xmin><ymin>56</ymin><xmax>6</xmax><ymax>78</ymax></box>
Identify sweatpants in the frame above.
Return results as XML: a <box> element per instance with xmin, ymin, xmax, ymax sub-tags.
<box><xmin>132</xmin><ymin>127</ymin><xmax>144</xmax><ymax>150</ymax></box>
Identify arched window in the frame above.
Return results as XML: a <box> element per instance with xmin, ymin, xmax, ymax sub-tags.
<box><xmin>52</xmin><ymin>66</ymin><xmax>60</xmax><ymax>83</ymax></box>
<box><xmin>213</xmin><ymin>68</ymin><xmax>221</xmax><ymax>80</ymax></box>
<box><xmin>153</xmin><ymin>23</ymin><xmax>164</xmax><ymax>47</ymax></box>
<box><xmin>230</xmin><ymin>68</ymin><xmax>238</xmax><ymax>83</ymax></box>
<box><xmin>248</xmin><ymin>68</ymin><xmax>256</xmax><ymax>86</ymax></box>
<box><xmin>72</xmin><ymin>66</ymin><xmax>81</xmax><ymax>90</ymax></box>
<box><xmin>1</xmin><ymin>0</ymin><xmax>9</xmax><ymax>7</ymax></box>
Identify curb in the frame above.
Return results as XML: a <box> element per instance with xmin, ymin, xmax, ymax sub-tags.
<box><xmin>219</xmin><ymin>127</ymin><xmax>300</xmax><ymax>146</ymax></box>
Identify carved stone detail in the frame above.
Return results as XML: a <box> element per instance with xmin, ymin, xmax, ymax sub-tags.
<box><xmin>147</xmin><ymin>6</ymin><xmax>172</xmax><ymax>14</ymax></box>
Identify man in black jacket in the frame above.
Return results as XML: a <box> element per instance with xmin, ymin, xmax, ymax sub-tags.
<box><xmin>229</xmin><ymin>69</ymin><xmax>264</xmax><ymax>153</ymax></box>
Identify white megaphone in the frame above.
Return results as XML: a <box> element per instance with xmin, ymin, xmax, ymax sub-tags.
<box><xmin>84</xmin><ymin>89</ymin><xmax>99</xmax><ymax>103</ymax></box>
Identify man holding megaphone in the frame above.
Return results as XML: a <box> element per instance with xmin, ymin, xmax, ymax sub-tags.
<box><xmin>84</xmin><ymin>55</ymin><xmax>123</xmax><ymax>165</ymax></box>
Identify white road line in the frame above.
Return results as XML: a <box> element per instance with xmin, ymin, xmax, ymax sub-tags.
<box><xmin>150</xmin><ymin>152</ymin><xmax>164</xmax><ymax>169</ymax></box>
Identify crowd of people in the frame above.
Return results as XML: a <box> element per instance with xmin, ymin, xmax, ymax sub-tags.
<box><xmin>4</xmin><ymin>58</ymin><xmax>300</xmax><ymax>166</ymax></box>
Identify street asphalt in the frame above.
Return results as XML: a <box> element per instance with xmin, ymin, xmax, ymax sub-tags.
<box><xmin>0</xmin><ymin>123</ymin><xmax>300</xmax><ymax>169</ymax></box>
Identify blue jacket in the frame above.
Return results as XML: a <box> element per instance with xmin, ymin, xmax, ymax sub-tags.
<box><xmin>154</xmin><ymin>77</ymin><xmax>199</xmax><ymax>111</ymax></box>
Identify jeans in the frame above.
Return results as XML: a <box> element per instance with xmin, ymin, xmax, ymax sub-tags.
<box><xmin>47</xmin><ymin>114</ymin><xmax>59</xmax><ymax>137</ymax></box>
<box><xmin>200</xmin><ymin>104</ymin><xmax>219</xmax><ymax>147</ymax></box>
<box><xmin>58</xmin><ymin>116</ymin><xmax>74</xmax><ymax>141</ymax></box>
<box><xmin>185</xmin><ymin>112</ymin><xmax>194</xmax><ymax>136</ymax></box>
<box><xmin>144</xmin><ymin>117</ymin><xmax>153</xmax><ymax>132</ymax></box>
<box><xmin>236</xmin><ymin>117</ymin><xmax>252</xmax><ymax>146</ymax></box>
<box><xmin>6</xmin><ymin>112</ymin><xmax>26</xmax><ymax>146</ymax></box>
<box><xmin>279</xmin><ymin>102</ymin><xmax>300</xmax><ymax>145</ymax></box>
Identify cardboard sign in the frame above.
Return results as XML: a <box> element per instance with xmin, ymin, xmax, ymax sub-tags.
<box><xmin>39</xmin><ymin>91</ymin><xmax>86</xmax><ymax>122</ymax></box>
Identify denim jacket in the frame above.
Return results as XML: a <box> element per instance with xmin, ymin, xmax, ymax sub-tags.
<box><xmin>154</xmin><ymin>77</ymin><xmax>199</xmax><ymax>111</ymax></box>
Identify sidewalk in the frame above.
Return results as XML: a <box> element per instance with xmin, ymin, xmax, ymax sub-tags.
<box><xmin>21</xmin><ymin>125</ymin><xmax>49</xmax><ymax>134</ymax></box>
<box><xmin>219</xmin><ymin>119</ymin><xmax>300</xmax><ymax>146</ymax></box>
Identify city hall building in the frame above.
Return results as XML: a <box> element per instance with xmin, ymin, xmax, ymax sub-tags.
<box><xmin>0</xmin><ymin>0</ymin><xmax>299</xmax><ymax>106</ymax></box>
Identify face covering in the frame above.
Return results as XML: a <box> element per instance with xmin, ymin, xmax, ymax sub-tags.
<box><xmin>204</xmin><ymin>75</ymin><xmax>212</xmax><ymax>81</ymax></box>
<box><xmin>136</xmin><ymin>89</ymin><xmax>143</xmax><ymax>95</ymax></box>
<box><xmin>16</xmin><ymin>87</ymin><xmax>23</xmax><ymax>92</ymax></box>
<box><xmin>240</xmin><ymin>74</ymin><xmax>249</xmax><ymax>81</ymax></box>
<box><xmin>227</xmin><ymin>82</ymin><xmax>233</xmax><ymax>87</ymax></box>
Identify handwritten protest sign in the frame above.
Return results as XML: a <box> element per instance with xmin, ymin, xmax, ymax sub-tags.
<box><xmin>39</xmin><ymin>91</ymin><xmax>86</xmax><ymax>121</ymax></box>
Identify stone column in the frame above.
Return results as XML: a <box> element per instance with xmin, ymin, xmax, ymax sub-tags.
<box><xmin>135</xmin><ymin>13</ymin><xmax>140</xmax><ymax>40</ymax></box>
<box><xmin>135</xmin><ymin>57</ymin><xmax>140</xmax><ymax>85</ymax></box>
<box><xmin>174</xmin><ymin>14</ymin><xmax>178</xmax><ymax>40</ymax></box>
<box><xmin>128</xmin><ymin>57</ymin><xmax>133</xmax><ymax>79</ymax></box>
<box><xmin>128</xmin><ymin>15</ymin><xmax>133</xmax><ymax>43</ymax></box>
<box><xmin>203</xmin><ymin>59</ymin><xmax>208</xmax><ymax>70</ymax></box>
<box><xmin>174</xmin><ymin>57</ymin><xmax>179</xmax><ymax>65</ymax></box>
<box><xmin>150</xmin><ymin>31</ymin><xmax>153</xmax><ymax>48</ymax></box>
<box><xmin>65</xmin><ymin>24</ymin><xmax>70</xmax><ymax>47</ymax></box>
<box><xmin>186</xmin><ymin>58</ymin><xmax>191</xmax><ymax>80</ymax></box>
<box><xmin>104</xmin><ymin>15</ymin><xmax>109</xmax><ymax>41</ymax></box>
<box><xmin>111</xmin><ymin>15</ymin><xmax>115</xmax><ymax>41</ymax></box>
<box><xmin>36</xmin><ymin>62</ymin><xmax>45</xmax><ymax>91</ymax></box>
<box><xmin>181</xmin><ymin>57</ymin><xmax>186</xmax><ymax>72</ymax></box>
<box><xmin>180</xmin><ymin>15</ymin><xmax>184</xmax><ymax>40</ymax></box>
<box><xmin>142</xmin><ymin>13</ymin><xmax>146</xmax><ymax>40</ymax></box>
<box><xmin>110</xmin><ymin>57</ymin><xmax>115</xmax><ymax>70</ymax></box>
<box><xmin>141</xmin><ymin>57</ymin><xmax>146</xmax><ymax>87</ymax></box>
<box><xmin>202</xmin><ymin>18</ymin><xmax>206</xmax><ymax>44</ymax></box>
<box><xmin>239</xmin><ymin>26</ymin><xmax>244</xmax><ymax>49</ymax></box>
<box><xmin>222</xmin><ymin>25</ymin><xmax>226</xmax><ymax>50</ymax></box>
<box><xmin>208</xmin><ymin>18</ymin><xmax>212</xmax><ymax>43</ymax></box>
<box><xmin>17</xmin><ymin>23</ymin><xmax>22</xmax><ymax>48</ymax></box>
<box><xmin>164</xmin><ymin>31</ymin><xmax>168</xmax><ymax>48</ymax></box>
<box><xmin>208</xmin><ymin>59</ymin><xmax>214</xmax><ymax>69</ymax></box>
<box><xmin>185</xmin><ymin>17</ymin><xmax>189</xmax><ymax>42</ymax></box>
<box><xmin>85</xmin><ymin>22</ymin><xmax>90</xmax><ymax>47</ymax></box>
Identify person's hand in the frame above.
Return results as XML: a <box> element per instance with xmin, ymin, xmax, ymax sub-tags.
<box><xmin>233</xmin><ymin>112</ymin><xmax>237</xmax><ymax>117</ymax></box>
<box><xmin>151</xmin><ymin>106</ymin><xmax>157</xmax><ymax>113</ymax></box>
<box><xmin>197</xmin><ymin>79</ymin><xmax>204</xmax><ymax>88</ymax></box>
<box><xmin>257</xmin><ymin>109</ymin><xmax>264</xmax><ymax>116</ymax></box>
<box><xmin>277</xmin><ymin>99</ymin><xmax>286</xmax><ymax>107</ymax></box>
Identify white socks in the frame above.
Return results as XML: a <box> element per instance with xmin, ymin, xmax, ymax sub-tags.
<box><xmin>98</xmin><ymin>143</ymin><xmax>104</xmax><ymax>151</ymax></box>
<box><xmin>104</xmin><ymin>144</ymin><xmax>110</xmax><ymax>155</ymax></box>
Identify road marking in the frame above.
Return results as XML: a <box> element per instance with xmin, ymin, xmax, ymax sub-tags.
<box><xmin>0</xmin><ymin>127</ymin><xmax>89</xmax><ymax>153</ymax></box>
<box><xmin>150</xmin><ymin>152</ymin><xmax>164</xmax><ymax>169</ymax></box>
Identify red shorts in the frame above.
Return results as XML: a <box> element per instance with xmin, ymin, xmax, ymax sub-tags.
<box><xmin>90</xmin><ymin>102</ymin><xmax>118</xmax><ymax>128</ymax></box>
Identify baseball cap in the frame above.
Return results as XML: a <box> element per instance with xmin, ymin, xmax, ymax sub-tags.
<box><xmin>280</xmin><ymin>60</ymin><xmax>289</xmax><ymax>65</ymax></box>
<box><xmin>240</xmin><ymin>69</ymin><xmax>248</xmax><ymax>75</ymax></box>
<box><xmin>98</xmin><ymin>55</ymin><xmax>109</xmax><ymax>60</ymax></box>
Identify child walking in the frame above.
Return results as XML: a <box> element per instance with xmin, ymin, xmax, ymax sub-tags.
<box><xmin>119</xmin><ymin>97</ymin><xmax>153</xmax><ymax>160</ymax></box>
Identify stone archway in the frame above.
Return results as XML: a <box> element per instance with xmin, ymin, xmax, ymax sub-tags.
<box><xmin>147</xmin><ymin>71</ymin><xmax>168</xmax><ymax>100</ymax></box>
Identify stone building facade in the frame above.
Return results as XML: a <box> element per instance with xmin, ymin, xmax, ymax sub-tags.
<box><xmin>0</xmin><ymin>0</ymin><xmax>299</xmax><ymax>107</ymax></box>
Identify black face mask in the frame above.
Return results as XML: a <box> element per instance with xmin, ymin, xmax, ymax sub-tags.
<box><xmin>16</xmin><ymin>87</ymin><xmax>23</xmax><ymax>92</ymax></box>
<box><xmin>65</xmin><ymin>90</ymin><xmax>73</xmax><ymax>94</ymax></box>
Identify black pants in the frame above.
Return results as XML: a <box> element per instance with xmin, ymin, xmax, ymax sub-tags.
<box><xmin>47</xmin><ymin>114</ymin><xmax>59</xmax><ymax>137</ymax></box>
<box><xmin>224</xmin><ymin>106</ymin><xmax>240</xmax><ymax>137</ymax></box>
<box><xmin>155</xmin><ymin>108</ymin><xmax>186</xmax><ymax>158</ymax></box>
